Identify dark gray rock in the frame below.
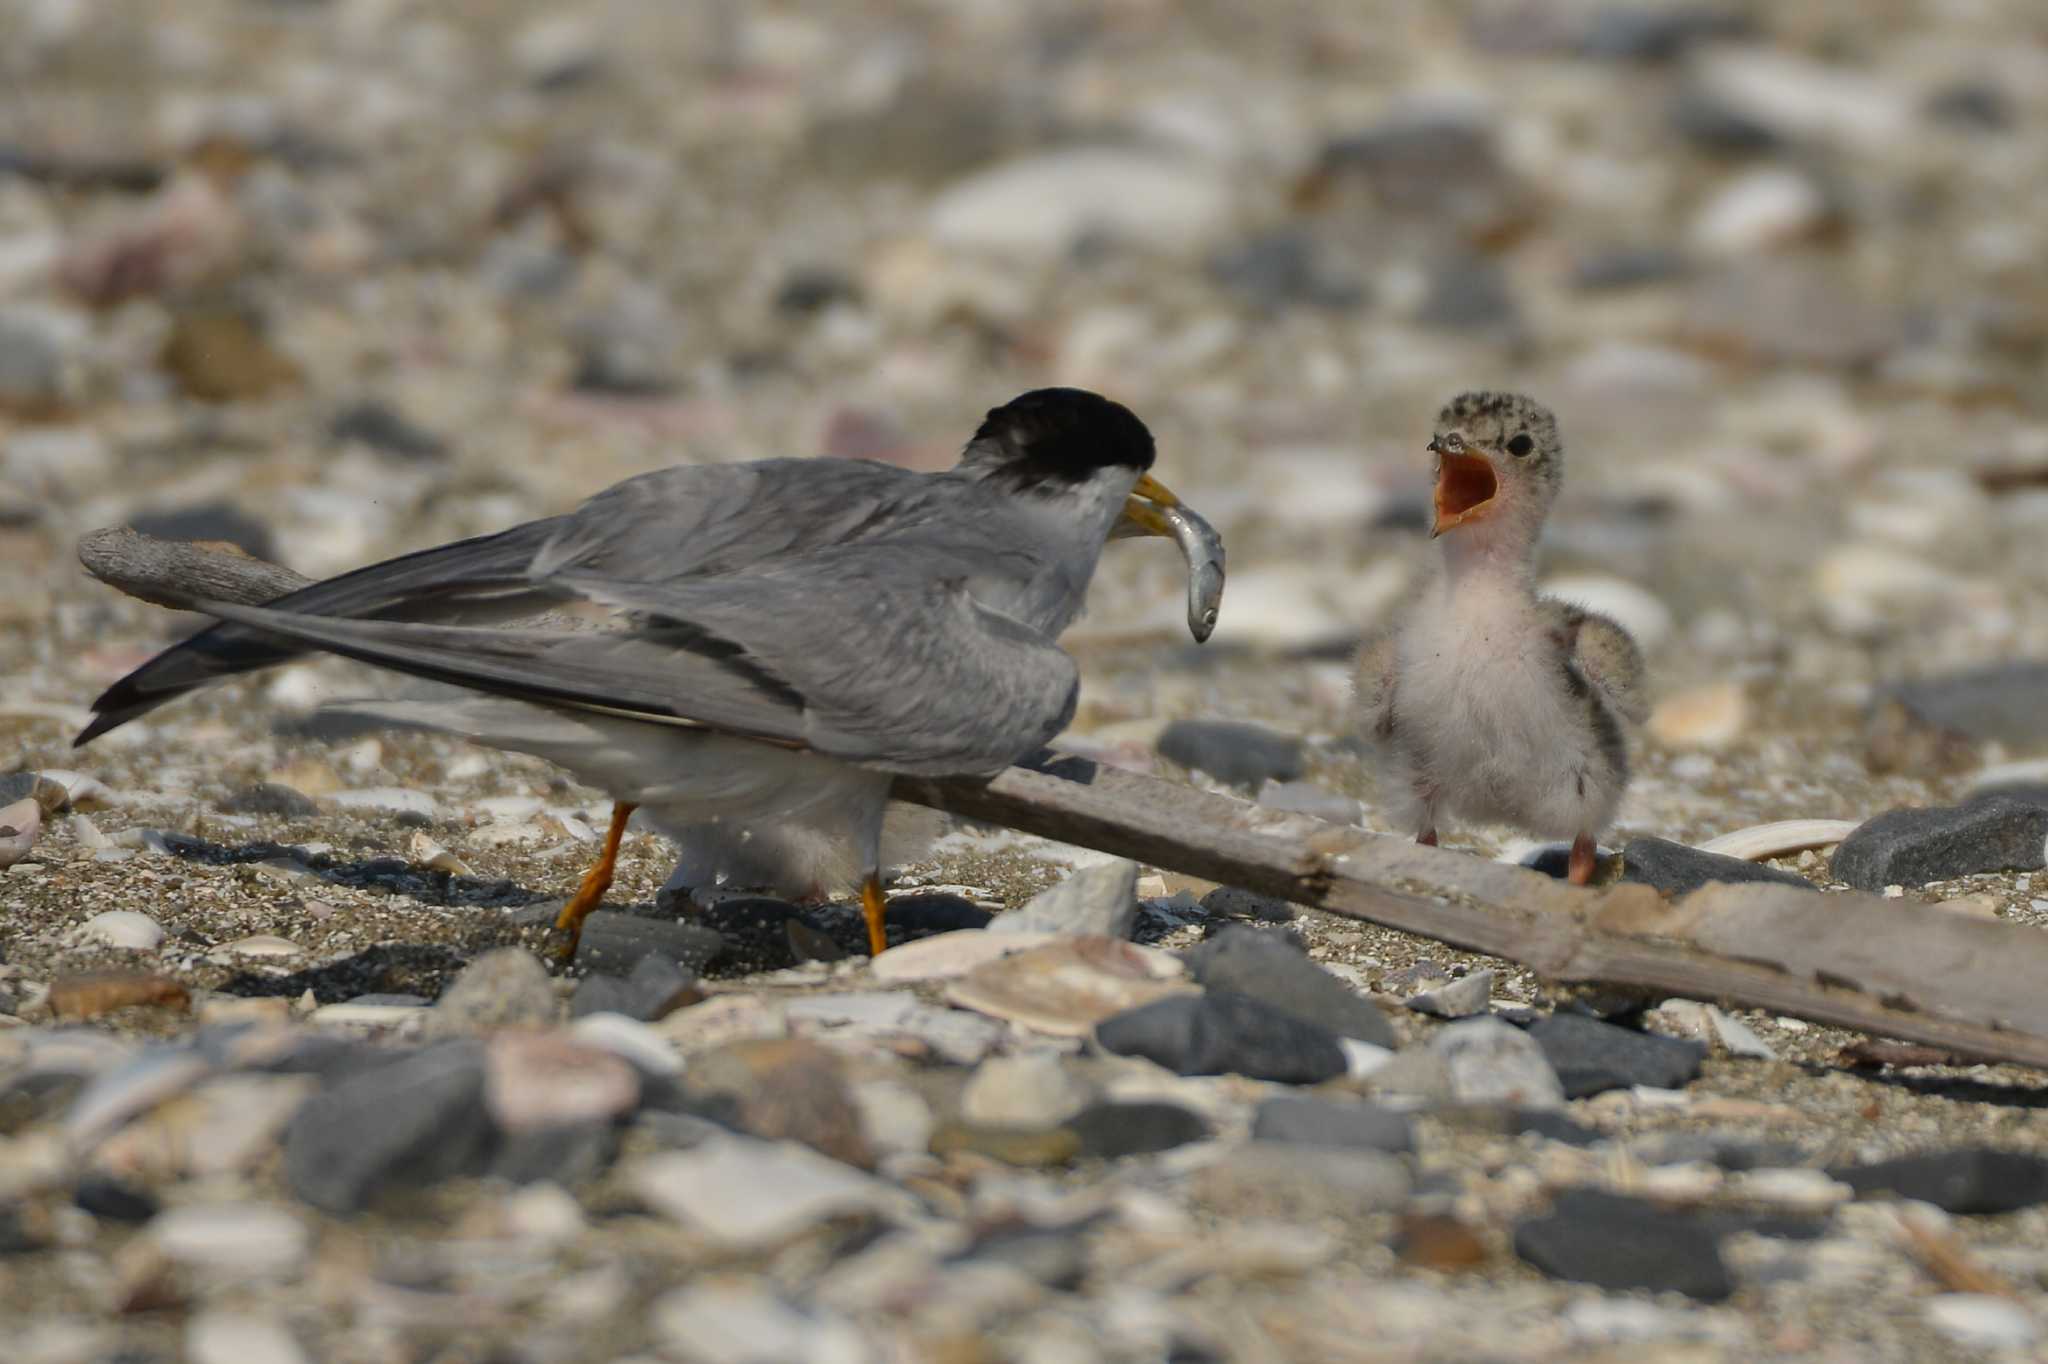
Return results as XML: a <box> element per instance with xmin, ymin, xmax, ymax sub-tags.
<box><xmin>283</xmin><ymin>1043</ymin><xmax>494</xmax><ymax>1213</ymax></box>
<box><xmin>1095</xmin><ymin>991</ymin><xmax>1348</xmax><ymax>1085</ymax></box>
<box><xmin>217</xmin><ymin>782</ymin><xmax>320</xmax><ymax>818</ymax></box>
<box><xmin>1199</xmin><ymin>886</ymin><xmax>1296</xmax><ymax>922</ymax></box>
<box><xmin>1252</xmin><ymin>1095</ymin><xmax>1414</xmax><ymax>1154</ymax></box>
<box><xmin>774</xmin><ymin>266</ymin><xmax>862</xmax><ymax>316</ymax></box>
<box><xmin>1577</xmin><ymin>6</ymin><xmax>1752</xmax><ymax>61</ymax></box>
<box><xmin>1830</xmin><ymin>1148</ymin><xmax>2048</xmax><ymax>1214</ymax></box>
<box><xmin>1621</xmin><ymin>837</ymin><xmax>1816</xmax><ymax>896</ymax></box>
<box><xmin>1926</xmin><ymin>82</ymin><xmax>2012</xmax><ymax>132</ymax></box>
<box><xmin>570</xmin><ymin>953</ymin><xmax>699</xmax><ymax>1022</ymax></box>
<box><xmin>73</xmin><ymin>1176</ymin><xmax>158</xmax><ymax>1223</ymax></box>
<box><xmin>128</xmin><ymin>501</ymin><xmax>276</xmax><ymax>562</ymax></box>
<box><xmin>1514</xmin><ymin>1188</ymin><xmax>1733</xmax><ymax>1301</ymax></box>
<box><xmin>1207</xmin><ymin>230</ymin><xmax>1365</xmax><ymax>312</ymax></box>
<box><xmin>330</xmin><ymin>400</ymin><xmax>448</xmax><ymax>460</ymax></box>
<box><xmin>1527</xmin><ymin>1014</ymin><xmax>1705</xmax><ymax>1098</ymax></box>
<box><xmin>1572</xmin><ymin>246</ymin><xmax>1688</xmax><ymax>292</ymax></box>
<box><xmin>573</xmin><ymin>911</ymin><xmax>725</xmax><ymax>976</ymax></box>
<box><xmin>1067</xmin><ymin>1101</ymin><xmax>1211</xmax><ymax>1158</ymax></box>
<box><xmin>1186</xmin><ymin>925</ymin><xmax>1397</xmax><ymax>1047</ymax></box>
<box><xmin>1157</xmin><ymin>720</ymin><xmax>1305</xmax><ymax>789</ymax></box>
<box><xmin>488</xmin><ymin>1121</ymin><xmax>621</xmax><ymax>1186</ymax></box>
<box><xmin>1416</xmin><ymin>255</ymin><xmax>1520</xmax><ymax>332</ymax></box>
<box><xmin>1830</xmin><ymin>797</ymin><xmax>2048</xmax><ymax>890</ymax></box>
<box><xmin>1670</xmin><ymin>88</ymin><xmax>1784</xmax><ymax>153</ymax></box>
<box><xmin>1875</xmin><ymin>662</ymin><xmax>2048</xmax><ymax>750</ymax></box>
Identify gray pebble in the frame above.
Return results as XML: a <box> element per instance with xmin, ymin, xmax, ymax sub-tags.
<box><xmin>991</xmin><ymin>858</ymin><xmax>1137</xmax><ymax>939</ymax></box>
<box><xmin>1622</xmin><ymin>837</ymin><xmax>1816</xmax><ymax>896</ymax></box>
<box><xmin>430</xmin><ymin>947</ymin><xmax>561</xmax><ymax>1036</ymax></box>
<box><xmin>1831</xmin><ymin>797</ymin><xmax>2048</xmax><ymax>891</ymax></box>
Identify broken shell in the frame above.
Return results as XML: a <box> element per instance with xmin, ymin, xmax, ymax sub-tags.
<box><xmin>1696</xmin><ymin>819</ymin><xmax>1860</xmax><ymax>861</ymax></box>
<box><xmin>0</xmin><ymin>798</ymin><xmax>43</xmax><ymax>868</ymax></box>
<box><xmin>408</xmin><ymin>830</ymin><xmax>474</xmax><ymax>876</ymax></box>
<box><xmin>36</xmin><ymin>769</ymin><xmax>113</xmax><ymax>811</ymax></box>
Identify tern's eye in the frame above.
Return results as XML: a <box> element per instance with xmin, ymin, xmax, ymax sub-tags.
<box><xmin>1505</xmin><ymin>433</ymin><xmax>1535</xmax><ymax>458</ymax></box>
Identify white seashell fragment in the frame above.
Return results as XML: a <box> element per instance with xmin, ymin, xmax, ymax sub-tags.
<box><xmin>1696</xmin><ymin>820</ymin><xmax>1860</xmax><ymax>861</ymax></box>
<box><xmin>408</xmin><ymin>831</ymin><xmax>473</xmax><ymax>876</ymax></box>
<box><xmin>0</xmin><ymin>798</ymin><xmax>42</xmax><ymax>868</ymax></box>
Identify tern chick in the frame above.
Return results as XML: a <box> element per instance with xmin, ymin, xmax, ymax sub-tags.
<box><xmin>1353</xmin><ymin>392</ymin><xmax>1645</xmax><ymax>884</ymax></box>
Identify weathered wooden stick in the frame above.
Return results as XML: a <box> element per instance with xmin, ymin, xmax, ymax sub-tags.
<box><xmin>77</xmin><ymin>528</ymin><xmax>2048</xmax><ymax>1070</ymax></box>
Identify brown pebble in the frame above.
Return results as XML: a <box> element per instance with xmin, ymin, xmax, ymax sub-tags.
<box><xmin>1838</xmin><ymin>1039</ymin><xmax>1967</xmax><ymax>1070</ymax></box>
<box><xmin>1393</xmin><ymin>1212</ymin><xmax>1489</xmax><ymax>1271</ymax></box>
<box><xmin>48</xmin><ymin>972</ymin><xmax>191</xmax><ymax>1020</ymax></box>
<box><xmin>927</xmin><ymin>1120</ymin><xmax>1082</xmax><ymax>1168</ymax></box>
<box><xmin>685</xmin><ymin>1037</ymin><xmax>873</xmax><ymax>1169</ymax></box>
<box><xmin>159</xmin><ymin>309</ymin><xmax>301</xmax><ymax>403</ymax></box>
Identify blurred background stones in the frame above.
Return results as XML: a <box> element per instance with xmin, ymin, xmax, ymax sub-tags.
<box><xmin>11</xmin><ymin>3</ymin><xmax>2048</xmax><ymax>1359</ymax></box>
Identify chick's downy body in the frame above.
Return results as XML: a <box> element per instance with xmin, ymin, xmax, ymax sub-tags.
<box><xmin>1355</xmin><ymin>392</ymin><xmax>1644</xmax><ymax>883</ymax></box>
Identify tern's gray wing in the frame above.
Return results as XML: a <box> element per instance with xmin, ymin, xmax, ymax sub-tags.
<box><xmin>78</xmin><ymin>458</ymin><xmax>962</xmax><ymax>746</ymax></box>
<box><xmin>190</xmin><ymin>547</ymin><xmax>1079</xmax><ymax>778</ymax></box>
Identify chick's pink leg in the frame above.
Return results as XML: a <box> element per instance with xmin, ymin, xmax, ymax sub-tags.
<box><xmin>1567</xmin><ymin>832</ymin><xmax>1597</xmax><ymax>886</ymax></box>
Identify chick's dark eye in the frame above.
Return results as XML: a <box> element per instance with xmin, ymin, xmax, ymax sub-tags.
<box><xmin>1506</xmin><ymin>433</ymin><xmax>1534</xmax><ymax>458</ymax></box>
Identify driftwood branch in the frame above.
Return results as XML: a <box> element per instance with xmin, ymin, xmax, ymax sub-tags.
<box><xmin>77</xmin><ymin>528</ymin><xmax>2048</xmax><ymax>1070</ymax></box>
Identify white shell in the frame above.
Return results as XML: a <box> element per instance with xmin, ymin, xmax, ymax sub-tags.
<box><xmin>1968</xmin><ymin>760</ymin><xmax>2048</xmax><ymax>798</ymax></box>
<box><xmin>1696</xmin><ymin>819</ymin><xmax>1859</xmax><ymax>861</ymax></box>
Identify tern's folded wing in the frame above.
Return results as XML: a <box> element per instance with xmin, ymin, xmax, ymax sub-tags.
<box><xmin>190</xmin><ymin>558</ymin><xmax>1078</xmax><ymax>780</ymax></box>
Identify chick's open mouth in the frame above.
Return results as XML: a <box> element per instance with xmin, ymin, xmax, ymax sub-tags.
<box><xmin>1432</xmin><ymin>451</ymin><xmax>1498</xmax><ymax>535</ymax></box>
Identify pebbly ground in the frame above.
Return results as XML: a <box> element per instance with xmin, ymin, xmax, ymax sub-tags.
<box><xmin>8</xmin><ymin>0</ymin><xmax>2048</xmax><ymax>1360</ymax></box>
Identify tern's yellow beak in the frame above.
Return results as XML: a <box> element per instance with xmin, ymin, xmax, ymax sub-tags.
<box><xmin>1112</xmin><ymin>472</ymin><xmax>1182</xmax><ymax>539</ymax></box>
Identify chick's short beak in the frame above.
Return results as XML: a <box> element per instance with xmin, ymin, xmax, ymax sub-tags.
<box><xmin>1112</xmin><ymin>471</ymin><xmax>1183</xmax><ymax>539</ymax></box>
<box><xmin>1431</xmin><ymin>449</ymin><xmax>1500</xmax><ymax>538</ymax></box>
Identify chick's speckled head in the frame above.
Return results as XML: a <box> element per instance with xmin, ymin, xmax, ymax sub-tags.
<box><xmin>1428</xmin><ymin>391</ymin><xmax>1564</xmax><ymax>539</ymax></box>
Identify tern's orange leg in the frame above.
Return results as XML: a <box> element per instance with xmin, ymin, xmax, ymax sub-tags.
<box><xmin>860</xmin><ymin>872</ymin><xmax>889</xmax><ymax>958</ymax></box>
<box><xmin>1567</xmin><ymin>832</ymin><xmax>1597</xmax><ymax>886</ymax></box>
<box><xmin>553</xmin><ymin>802</ymin><xmax>638</xmax><ymax>954</ymax></box>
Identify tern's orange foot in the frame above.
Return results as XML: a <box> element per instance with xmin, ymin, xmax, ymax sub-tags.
<box><xmin>549</xmin><ymin>801</ymin><xmax>637</xmax><ymax>961</ymax></box>
<box><xmin>860</xmin><ymin>872</ymin><xmax>888</xmax><ymax>957</ymax></box>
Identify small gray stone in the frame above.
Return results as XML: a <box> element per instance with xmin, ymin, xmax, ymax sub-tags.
<box><xmin>1430</xmin><ymin>1018</ymin><xmax>1567</xmax><ymax>1109</ymax></box>
<box><xmin>1405</xmin><ymin>970</ymin><xmax>1494</xmax><ymax>1019</ymax></box>
<box><xmin>992</xmin><ymin>858</ymin><xmax>1137</xmax><ymax>939</ymax></box>
<box><xmin>1095</xmin><ymin>991</ymin><xmax>1348</xmax><ymax>1085</ymax></box>
<box><xmin>1875</xmin><ymin>662</ymin><xmax>2048</xmax><ymax>751</ymax></box>
<box><xmin>430</xmin><ymin>948</ymin><xmax>560</xmax><ymax>1036</ymax></box>
<box><xmin>1199</xmin><ymin>886</ymin><xmax>1296</xmax><ymax>922</ymax></box>
<box><xmin>217</xmin><ymin>783</ymin><xmax>320</xmax><ymax>818</ymax></box>
<box><xmin>1622</xmin><ymin>838</ymin><xmax>1816</xmax><ymax>896</ymax></box>
<box><xmin>1193</xmin><ymin>1144</ymin><xmax>1410</xmax><ymax>1219</ymax></box>
<box><xmin>1157</xmin><ymin>720</ymin><xmax>1304</xmax><ymax>789</ymax></box>
<box><xmin>570</xmin><ymin>953</ymin><xmax>698</xmax><ymax>1022</ymax></box>
<box><xmin>1528</xmin><ymin>1013</ymin><xmax>1706</xmax><ymax>1097</ymax></box>
<box><xmin>283</xmin><ymin>1043</ymin><xmax>493</xmax><ymax>1212</ymax></box>
<box><xmin>1514</xmin><ymin>1189</ymin><xmax>1732</xmax><ymax>1301</ymax></box>
<box><xmin>1251</xmin><ymin>1095</ymin><xmax>1414</xmax><ymax>1154</ymax></box>
<box><xmin>571</xmin><ymin>911</ymin><xmax>725</xmax><ymax>976</ymax></box>
<box><xmin>0</xmin><ymin>308</ymin><xmax>68</xmax><ymax>410</ymax></box>
<box><xmin>1186</xmin><ymin>925</ymin><xmax>1396</xmax><ymax>1047</ymax></box>
<box><xmin>1831</xmin><ymin>797</ymin><xmax>2048</xmax><ymax>891</ymax></box>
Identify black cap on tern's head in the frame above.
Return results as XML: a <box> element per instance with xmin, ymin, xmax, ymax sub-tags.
<box><xmin>965</xmin><ymin>388</ymin><xmax>1157</xmax><ymax>491</ymax></box>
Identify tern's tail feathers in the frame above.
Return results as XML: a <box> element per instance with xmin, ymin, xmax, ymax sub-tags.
<box><xmin>76</xmin><ymin>521</ymin><xmax>562</xmax><ymax>747</ymax></box>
